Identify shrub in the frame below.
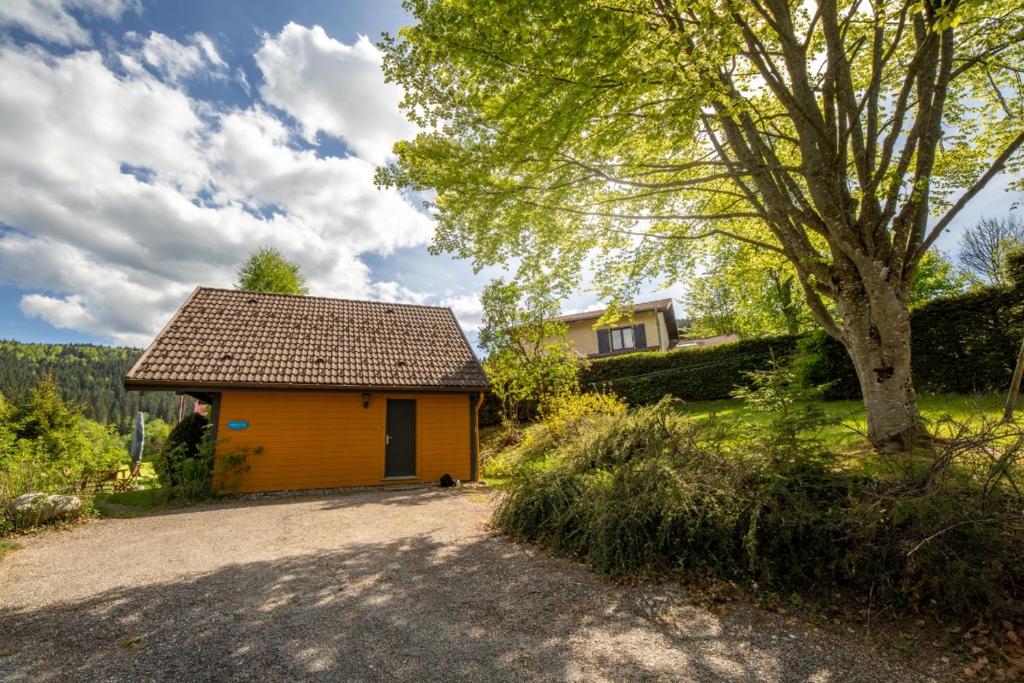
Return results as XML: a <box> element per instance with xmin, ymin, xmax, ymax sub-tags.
<box><xmin>153</xmin><ymin>414</ymin><xmax>259</xmax><ymax>501</ymax></box>
<box><xmin>492</xmin><ymin>396</ymin><xmax>1024</xmax><ymax>619</ymax></box>
<box><xmin>0</xmin><ymin>379</ymin><xmax>127</xmax><ymax>532</ymax></box>
<box><xmin>478</xmin><ymin>392</ymin><xmax>503</xmax><ymax>427</ymax></box>
<box><xmin>1006</xmin><ymin>247</ymin><xmax>1024</xmax><ymax>289</ymax></box>
<box><xmin>143</xmin><ymin>417</ymin><xmax>171</xmax><ymax>459</ymax></box>
<box><xmin>793</xmin><ymin>331</ymin><xmax>859</xmax><ymax>400</ymax></box>
<box><xmin>154</xmin><ymin>414</ymin><xmax>209</xmax><ymax>494</ymax></box>
<box><xmin>482</xmin><ymin>391</ymin><xmax>626</xmax><ymax>479</ymax></box>
<box><xmin>909</xmin><ymin>285</ymin><xmax>1023</xmax><ymax>395</ymax></box>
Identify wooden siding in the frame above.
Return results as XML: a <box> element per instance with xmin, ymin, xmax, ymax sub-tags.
<box><xmin>214</xmin><ymin>391</ymin><xmax>473</xmax><ymax>493</ymax></box>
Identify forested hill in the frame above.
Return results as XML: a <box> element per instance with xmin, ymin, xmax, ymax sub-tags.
<box><xmin>0</xmin><ymin>340</ymin><xmax>178</xmax><ymax>430</ymax></box>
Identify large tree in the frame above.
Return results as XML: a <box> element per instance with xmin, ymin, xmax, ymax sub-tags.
<box><xmin>236</xmin><ymin>246</ymin><xmax>309</xmax><ymax>296</ymax></box>
<box><xmin>380</xmin><ymin>0</ymin><xmax>1024</xmax><ymax>449</ymax></box>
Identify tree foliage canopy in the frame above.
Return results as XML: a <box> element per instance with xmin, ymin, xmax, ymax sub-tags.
<box><xmin>236</xmin><ymin>246</ymin><xmax>309</xmax><ymax>296</ymax></box>
<box><xmin>382</xmin><ymin>0</ymin><xmax>1023</xmax><ymax>315</ymax></box>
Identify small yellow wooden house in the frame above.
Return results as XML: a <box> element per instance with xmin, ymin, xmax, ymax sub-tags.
<box><xmin>125</xmin><ymin>287</ymin><xmax>489</xmax><ymax>493</ymax></box>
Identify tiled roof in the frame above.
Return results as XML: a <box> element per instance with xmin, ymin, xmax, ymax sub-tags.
<box><xmin>555</xmin><ymin>298</ymin><xmax>675</xmax><ymax>324</ymax></box>
<box><xmin>124</xmin><ymin>287</ymin><xmax>489</xmax><ymax>391</ymax></box>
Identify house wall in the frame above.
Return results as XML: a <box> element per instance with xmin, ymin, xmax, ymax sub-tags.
<box><xmin>213</xmin><ymin>390</ymin><xmax>474</xmax><ymax>493</ymax></box>
<box><xmin>563</xmin><ymin>310</ymin><xmax>666</xmax><ymax>356</ymax></box>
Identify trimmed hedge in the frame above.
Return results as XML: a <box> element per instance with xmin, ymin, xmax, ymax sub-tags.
<box><xmin>904</xmin><ymin>285</ymin><xmax>1023</xmax><ymax>395</ymax></box>
<box><xmin>580</xmin><ymin>336</ymin><xmax>801</xmax><ymax>405</ymax></box>
<box><xmin>581</xmin><ymin>285</ymin><xmax>1024</xmax><ymax>404</ymax></box>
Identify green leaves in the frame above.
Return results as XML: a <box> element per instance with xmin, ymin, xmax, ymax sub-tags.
<box><xmin>236</xmin><ymin>246</ymin><xmax>309</xmax><ymax>296</ymax></box>
<box><xmin>479</xmin><ymin>278</ymin><xmax>580</xmax><ymax>424</ymax></box>
<box><xmin>382</xmin><ymin>0</ymin><xmax>1024</xmax><ymax>299</ymax></box>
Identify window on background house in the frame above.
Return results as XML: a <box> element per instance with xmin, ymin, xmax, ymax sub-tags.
<box><xmin>597</xmin><ymin>323</ymin><xmax>647</xmax><ymax>354</ymax></box>
<box><xmin>610</xmin><ymin>326</ymin><xmax>634</xmax><ymax>351</ymax></box>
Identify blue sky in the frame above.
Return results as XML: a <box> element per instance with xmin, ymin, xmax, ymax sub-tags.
<box><xmin>0</xmin><ymin>0</ymin><xmax>1020</xmax><ymax>349</ymax></box>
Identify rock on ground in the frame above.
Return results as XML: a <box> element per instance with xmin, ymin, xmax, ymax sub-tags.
<box><xmin>8</xmin><ymin>493</ymin><xmax>82</xmax><ymax>528</ymax></box>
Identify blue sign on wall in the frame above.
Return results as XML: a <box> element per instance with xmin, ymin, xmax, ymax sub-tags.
<box><xmin>227</xmin><ymin>420</ymin><xmax>249</xmax><ymax>430</ymax></box>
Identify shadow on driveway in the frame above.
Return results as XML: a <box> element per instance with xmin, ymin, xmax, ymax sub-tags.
<box><xmin>0</xmin><ymin>489</ymin><xmax>930</xmax><ymax>682</ymax></box>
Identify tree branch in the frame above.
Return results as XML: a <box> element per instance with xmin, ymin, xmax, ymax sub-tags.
<box><xmin>915</xmin><ymin>129</ymin><xmax>1024</xmax><ymax>261</ymax></box>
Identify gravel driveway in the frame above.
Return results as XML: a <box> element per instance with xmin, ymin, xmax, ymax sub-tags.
<box><xmin>0</xmin><ymin>487</ymin><xmax>942</xmax><ymax>682</ymax></box>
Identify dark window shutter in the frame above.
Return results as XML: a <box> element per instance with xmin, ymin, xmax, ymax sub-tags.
<box><xmin>633</xmin><ymin>323</ymin><xmax>647</xmax><ymax>348</ymax></box>
<box><xmin>597</xmin><ymin>329</ymin><xmax>611</xmax><ymax>353</ymax></box>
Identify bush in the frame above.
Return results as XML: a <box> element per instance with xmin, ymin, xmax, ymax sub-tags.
<box><xmin>143</xmin><ymin>417</ymin><xmax>171</xmax><ymax>459</ymax></box>
<box><xmin>154</xmin><ymin>414</ymin><xmax>210</xmax><ymax>497</ymax></box>
<box><xmin>153</xmin><ymin>414</ymin><xmax>259</xmax><ymax>501</ymax></box>
<box><xmin>479</xmin><ymin>392</ymin><xmax>503</xmax><ymax>427</ymax></box>
<box><xmin>492</xmin><ymin>397</ymin><xmax>1024</xmax><ymax>619</ymax></box>
<box><xmin>794</xmin><ymin>331</ymin><xmax>859</xmax><ymax>399</ymax></box>
<box><xmin>1006</xmin><ymin>247</ymin><xmax>1024</xmax><ymax>289</ymax></box>
<box><xmin>910</xmin><ymin>285</ymin><xmax>1024</xmax><ymax>395</ymax></box>
<box><xmin>0</xmin><ymin>378</ymin><xmax>127</xmax><ymax>532</ymax></box>
<box><xmin>482</xmin><ymin>391</ymin><xmax>626</xmax><ymax>480</ymax></box>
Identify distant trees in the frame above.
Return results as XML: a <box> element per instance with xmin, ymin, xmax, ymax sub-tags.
<box><xmin>0</xmin><ymin>341</ymin><xmax>178</xmax><ymax>429</ymax></box>
<box><xmin>479</xmin><ymin>279</ymin><xmax>579</xmax><ymax>425</ymax></box>
<box><xmin>958</xmin><ymin>216</ymin><xmax>1024</xmax><ymax>287</ymax></box>
<box><xmin>236</xmin><ymin>246</ymin><xmax>309</xmax><ymax>295</ymax></box>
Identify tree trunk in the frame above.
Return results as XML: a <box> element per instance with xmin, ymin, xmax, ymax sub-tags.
<box><xmin>833</xmin><ymin>283</ymin><xmax>921</xmax><ymax>451</ymax></box>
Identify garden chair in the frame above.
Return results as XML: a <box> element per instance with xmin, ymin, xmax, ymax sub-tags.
<box><xmin>112</xmin><ymin>461</ymin><xmax>143</xmax><ymax>493</ymax></box>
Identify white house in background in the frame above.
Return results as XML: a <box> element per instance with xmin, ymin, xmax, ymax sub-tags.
<box><xmin>555</xmin><ymin>299</ymin><xmax>681</xmax><ymax>358</ymax></box>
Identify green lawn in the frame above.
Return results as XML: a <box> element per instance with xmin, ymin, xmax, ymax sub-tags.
<box><xmin>94</xmin><ymin>461</ymin><xmax>166</xmax><ymax>516</ymax></box>
<box><xmin>674</xmin><ymin>393</ymin><xmax>1008</xmax><ymax>450</ymax></box>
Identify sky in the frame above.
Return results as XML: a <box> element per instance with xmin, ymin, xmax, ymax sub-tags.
<box><xmin>0</xmin><ymin>0</ymin><xmax>1020</xmax><ymax>349</ymax></box>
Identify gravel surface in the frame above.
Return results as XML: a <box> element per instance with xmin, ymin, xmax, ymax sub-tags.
<box><xmin>0</xmin><ymin>487</ymin><xmax>943</xmax><ymax>682</ymax></box>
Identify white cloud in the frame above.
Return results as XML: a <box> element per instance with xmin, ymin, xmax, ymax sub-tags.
<box><xmin>254</xmin><ymin>23</ymin><xmax>417</xmax><ymax>165</ymax></box>
<box><xmin>128</xmin><ymin>31</ymin><xmax>226</xmax><ymax>83</ymax></box>
<box><xmin>20</xmin><ymin>294</ymin><xmax>93</xmax><ymax>332</ymax></box>
<box><xmin>369</xmin><ymin>281</ymin><xmax>431</xmax><ymax>305</ymax></box>
<box><xmin>0</xmin><ymin>0</ymin><xmax>137</xmax><ymax>46</ymax></box>
<box><xmin>190</xmin><ymin>32</ymin><xmax>225</xmax><ymax>69</ymax></box>
<box><xmin>441</xmin><ymin>293</ymin><xmax>484</xmax><ymax>332</ymax></box>
<box><xmin>0</xmin><ymin>37</ymin><xmax>435</xmax><ymax>345</ymax></box>
<box><xmin>206</xmin><ymin>107</ymin><xmax>433</xmax><ymax>253</ymax></box>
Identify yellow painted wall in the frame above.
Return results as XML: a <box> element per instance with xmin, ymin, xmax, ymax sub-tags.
<box><xmin>563</xmin><ymin>310</ymin><xmax>665</xmax><ymax>356</ymax></box>
<box><xmin>214</xmin><ymin>391</ymin><xmax>474</xmax><ymax>493</ymax></box>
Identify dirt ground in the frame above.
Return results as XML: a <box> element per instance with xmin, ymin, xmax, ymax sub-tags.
<box><xmin>0</xmin><ymin>487</ymin><xmax>947</xmax><ymax>681</ymax></box>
